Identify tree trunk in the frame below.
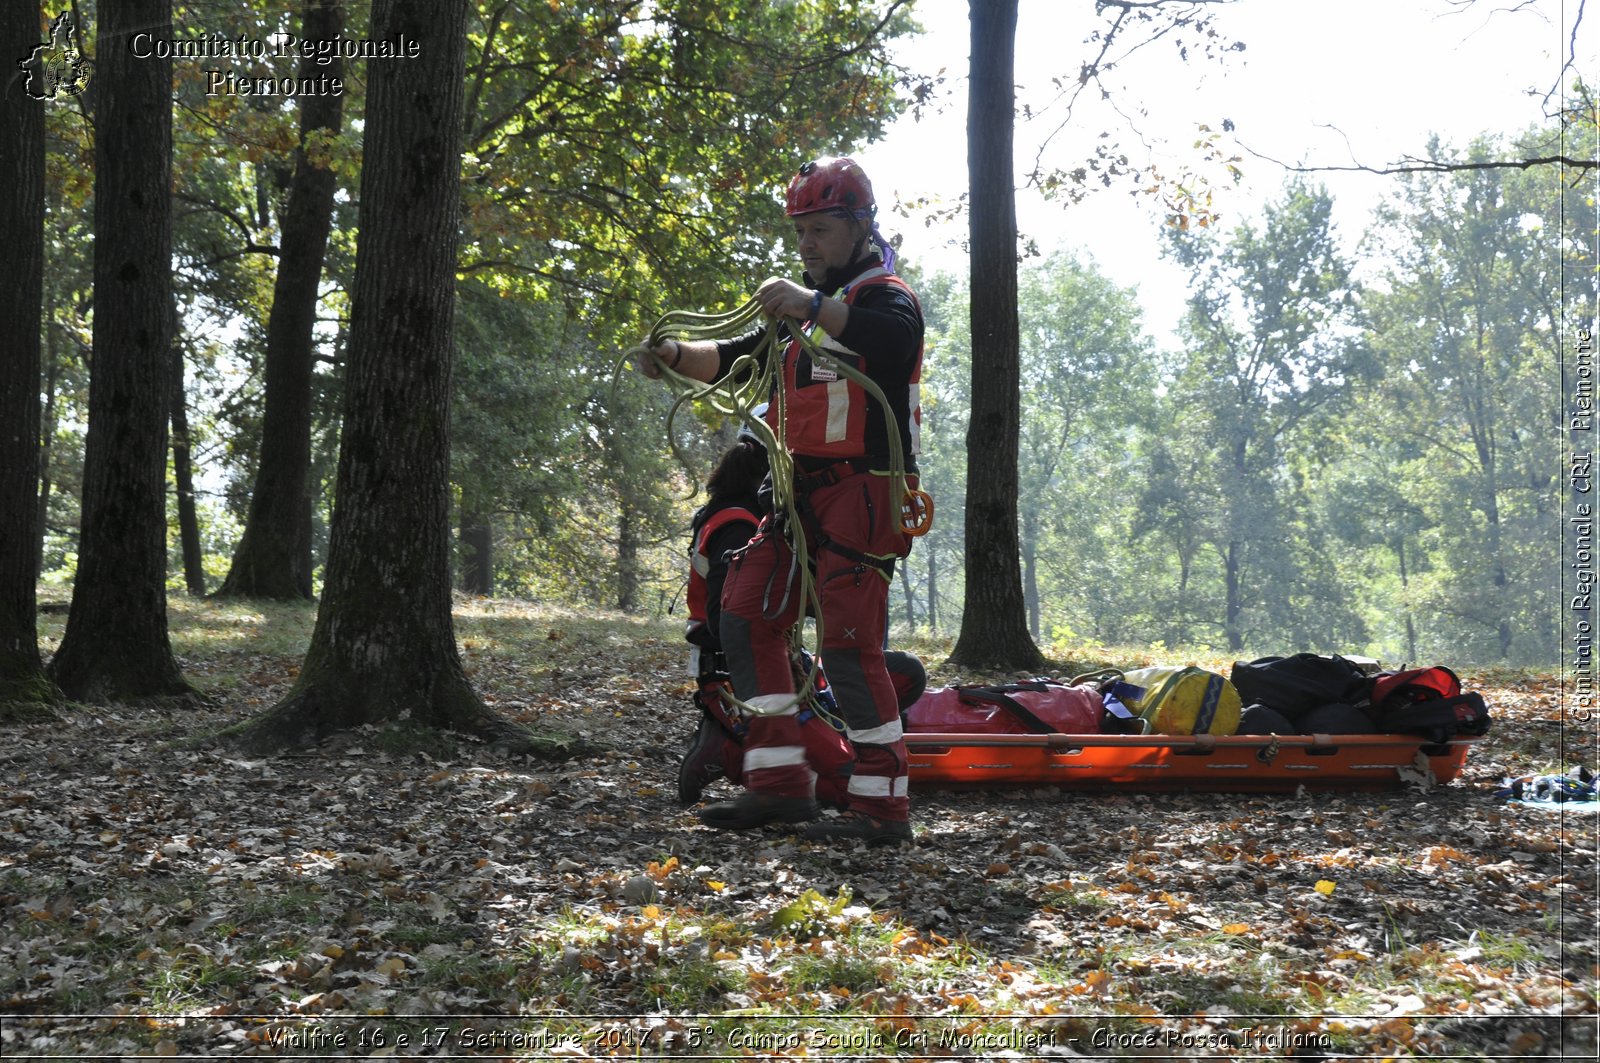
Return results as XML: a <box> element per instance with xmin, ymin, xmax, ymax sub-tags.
<box><xmin>898</xmin><ymin>558</ymin><xmax>917</xmax><ymax>631</ymax></box>
<box><xmin>0</xmin><ymin>0</ymin><xmax>59</xmax><ymax>713</ymax></box>
<box><xmin>458</xmin><ymin>501</ymin><xmax>493</xmax><ymax>596</ymax></box>
<box><xmin>1477</xmin><ymin>450</ymin><xmax>1514</xmax><ymax>660</ymax></box>
<box><xmin>1396</xmin><ymin>536</ymin><xmax>1417</xmax><ymax>666</ymax></box>
<box><xmin>48</xmin><ymin>0</ymin><xmax>193</xmax><ymax>704</ymax></box>
<box><xmin>1487</xmin><ymin>503</ymin><xmax>1513</xmax><ymax>659</ymax></box>
<box><xmin>35</xmin><ymin>331</ymin><xmax>59</xmax><ymax>581</ymax></box>
<box><xmin>171</xmin><ymin>343</ymin><xmax>206</xmax><ymax>596</ymax></box>
<box><xmin>215</xmin><ymin>0</ymin><xmax>345</xmax><ymax>601</ymax></box>
<box><xmin>1223</xmin><ymin>539</ymin><xmax>1244</xmax><ymax>654</ymax></box>
<box><xmin>234</xmin><ymin>0</ymin><xmax>559</xmax><ymax>756</ymax></box>
<box><xmin>1169</xmin><ymin>547</ymin><xmax>1191</xmax><ymax>648</ymax></box>
<box><xmin>949</xmin><ymin>0</ymin><xmax>1044</xmax><ymax>671</ymax></box>
<box><xmin>927</xmin><ymin>539</ymin><xmax>938</xmax><ymax>633</ymax></box>
<box><xmin>1021</xmin><ymin>508</ymin><xmax>1040</xmax><ymax>641</ymax></box>
<box><xmin>616</xmin><ymin>497</ymin><xmax>640</xmax><ymax>613</ymax></box>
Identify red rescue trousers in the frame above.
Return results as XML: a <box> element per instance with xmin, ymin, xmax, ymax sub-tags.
<box><xmin>720</xmin><ymin>470</ymin><xmax>915</xmax><ymax>822</ymax></box>
<box><xmin>699</xmin><ymin>655</ymin><xmax>924</xmax><ymax>810</ymax></box>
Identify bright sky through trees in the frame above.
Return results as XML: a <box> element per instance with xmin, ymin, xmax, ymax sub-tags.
<box><xmin>856</xmin><ymin>0</ymin><xmax>1592</xmax><ymax>338</ymax></box>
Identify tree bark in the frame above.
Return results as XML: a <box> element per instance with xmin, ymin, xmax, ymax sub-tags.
<box><xmin>1470</xmin><ymin>396</ymin><xmax>1513</xmax><ymax>658</ymax></box>
<box><xmin>1396</xmin><ymin>537</ymin><xmax>1417</xmax><ymax>666</ymax></box>
<box><xmin>35</xmin><ymin>332</ymin><xmax>60</xmax><ymax>581</ymax></box>
<box><xmin>949</xmin><ymin>0</ymin><xmax>1044</xmax><ymax>671</ymax></box>
<box><xmin>1223</xmin><ymin>539</ymin><xmax>1244</xmax><ymax>653</ymax></box>
<box><xmin>215</xmin><ymin>0</ymin><xmax>345</xmax><ymax>601</ymax></box>
<box><xmin>234</xmin><ymin>0</ymin><xmax>561</xmax><ymax>756</ymax></box>
<box><xmin>616</xmin><ymin>497</ymin><xmax>640</xmax><ymax>613</ymax></box>
<box><xmin>898</xmin><ymin>559</ymin><xmax>917</xmax><ymax>631</ymax></box>
<box><xmin>1169</xmin><ymin>548</ymin><xmax>1191</xmax><ymax>648</ymax></box>
<box><xmin>48</xmin><ymin>0</ymin><xmax>194</xmax><ymax>704</ymax></box>
<box><xmin>171</xmin><ymin>343</ymin><xmax>206</xmax><ymax>596</ymax></box>
<box><xmin>458</xmin><ymin>500</ymin><xmax>493</xmax><ymax>596</ymax></box>
<box><xmin>1022</xmin><ymin>508</ymin><xmax>1040</xmax><ymax>641</ymax></box>
<box><xmin>0</xmin><ymin>0</ymin><xmax>60</xmax><ymax>713</ymax></box>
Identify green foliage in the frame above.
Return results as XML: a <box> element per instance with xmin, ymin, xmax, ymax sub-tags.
<box><xmin>917</xmin><ymin>251</ymin><xmax>1163</xmax><ymax>646</ymax></box>
<box><xmin>31</xmin><ymin>0</ymin><xmax>914</xmax><ymax>618</ymax></box>
<box><xmin>1160</xmin><ymin>180</ymin><xmax>1374</xmax><ymax>653</ymax></box>
<box><xmin>166</xmin><ymin>0</ymin><xmax>366</xmax><ymax>532</ymax></box>
<box><xmin>37</xmin><ymin>87</ymin><xmax>94</xmax><ymax>581</ymax></box>
<box><xmin>458</xmin><ymin>0</ymin><xmax>913</xmax><ymax>324</ymax></box>
<box><xmin>770</xmin><ymin>886</ymin><xmax>857</xmax><ymax>940</ymax></box>
<box><xmin>903</xmin><ymin>139</ymin><xmax>1565</xmax><ymax>665</ymax></box>
<box><xmin>451</xmin><ymin>280</ymin><xmax>590</xmax><ymax>545</ymax></box>
<box><xmin>1348</xmin><ymin>131</ymin><xmax>1571</xmax><ymax>664</ymax></box>
<box><xmin>894</xmin><ymin>265</ymin><xmax>968</xmax><ymax>634</ymax></box>
<box><xmin>30</xmin><ymin>2</ymin><xmax>1572</xmax><ymax>667</ymax></box>
<box><xmin>449</xmin><ymin>0</ymin><xmax>916</xmax><ymax>608</ymax></box>
<box><xmin>1013</xmin><ymin>252</ymin><xmax>1160</xmax><ymax>643</ymax></box>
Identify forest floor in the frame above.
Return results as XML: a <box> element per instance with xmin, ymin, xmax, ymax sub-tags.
<box><xmin>1</xmin><ymin>595</ymin><xmax>1596</xmax><ymax>1060</ymax></box>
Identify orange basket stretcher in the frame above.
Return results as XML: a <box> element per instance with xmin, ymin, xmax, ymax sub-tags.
<box><xmin>905</xmin><ymin>731</ymin><xmax>1479</xmax><ymax>793</ymax></box>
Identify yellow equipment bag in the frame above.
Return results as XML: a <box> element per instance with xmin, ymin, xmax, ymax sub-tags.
<box><xmin>1111</xmin><ymin>666</ymin><xmax>1242</xmax><ymax>736</ymax></box>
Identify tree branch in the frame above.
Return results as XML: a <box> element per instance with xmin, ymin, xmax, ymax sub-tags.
<box><xmin>1096</xmin><ymin>0</ymin><xmax>1233</xmax><ymax>8</ymax></box>
<box><xmin>1239</xmin><ymin>140</ymin><xmax>1597</xmax><ymax>180</ymax></box>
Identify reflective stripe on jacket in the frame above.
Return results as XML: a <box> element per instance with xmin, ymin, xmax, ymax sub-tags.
<box><xmin>773</xmin><ymin>269</ymin><xmax>923</xmax><ymax>461</ymax></box>
<box><xmin>684</xmin><ymin>504</ymin><xmax>760</xmax><ymax>638</ymax></box>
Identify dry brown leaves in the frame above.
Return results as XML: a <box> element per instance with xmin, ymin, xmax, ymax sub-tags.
<box><xmin>1</xmin><ymin>599</ymin><xmax>1595</xmax><ymax>1058</ymax></box>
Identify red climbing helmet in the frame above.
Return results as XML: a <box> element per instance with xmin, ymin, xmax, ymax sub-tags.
<box><xmin>785</xmin><ymin>156</ymin><xmax>875</xmax><ymax>218</ymax></box>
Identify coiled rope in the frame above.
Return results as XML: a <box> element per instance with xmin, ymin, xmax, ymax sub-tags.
<box><xmin>616</xmin><ymin>295</ymin><xmax>932</xmax><ymax>720</ymax></box>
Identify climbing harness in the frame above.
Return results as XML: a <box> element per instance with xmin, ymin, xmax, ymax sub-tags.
<box><xmin>617</xmin><ymin>293</ymin><xmax>931</xmax><ymax>722</ymax></box>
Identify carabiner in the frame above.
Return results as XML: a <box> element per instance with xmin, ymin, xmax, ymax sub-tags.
<box><xmin>899</xmin><ymin>488</ymin><xmax>934</xmax><ymax>537</ymax></box>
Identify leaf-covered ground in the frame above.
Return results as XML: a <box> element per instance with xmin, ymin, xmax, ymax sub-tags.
<box><xmin>2</xmin><ymin>596</ymin><xmax>1596</xmax><ymax>1060</ymax></box>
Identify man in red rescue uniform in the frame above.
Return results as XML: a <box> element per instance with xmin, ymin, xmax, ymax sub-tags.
<box><xmin>638</xmin><ymin>156</ymin><xmax>924</xmax><ymax>845</ymax></box>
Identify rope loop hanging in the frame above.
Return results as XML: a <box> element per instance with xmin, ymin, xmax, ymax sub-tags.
<box><xmin>615</xmin><ymin>296</ymin><xmax>933</xmax><ymax>720</ymax></box>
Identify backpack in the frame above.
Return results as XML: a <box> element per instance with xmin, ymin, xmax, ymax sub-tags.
<box><xmin>902</xmin><ymin>681</ymin><xmax>1105</xmax><ymax>736</ymax></box>
<box><xmin>1370</xmin><ymin>666</ymin><xmax>1491</xmax><ymax>742</ymax></box>
<box><xmin>1229</xmin><ymin>653</ymin><xmax>1374</xmax><ymax>722</ymax></box>
<box><xmin>694</xmin><ymin>664</ymin><xmax>855</xmax><ymax>785</ymax></box>
<box><xmin>1104</xmin><ymin>666</ymin><xmax>1241</xmax><ymax>736</ymax></box>
<box><xmin>1372</xmin><ymin>665</ymin><xmax>1459</xmax><ymax>704</ymax></box>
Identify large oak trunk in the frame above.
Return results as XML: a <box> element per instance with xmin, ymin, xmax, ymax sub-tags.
<box><xmin>48</xmin><ymin>0</ymin><xmax>193</xmax><ymax>704</ymax></box>
<box><xmin>235</xmin><ymin>0</ymin><xmax>555</xmax><ymax>755</ymax></box>
<box><xmin>0</xmin><ymin>2</ymin><xmax>58</xmax><ymax>712</ymax></box>
<box><xmin>216</xmin><ymin>0</ymin><xmax>346</xmax><ymax>601</ymax></box>
<box><xmin>949</xmin><ymin>0</ymin><xmax>1045</xmax><ymax>671</ymax></box>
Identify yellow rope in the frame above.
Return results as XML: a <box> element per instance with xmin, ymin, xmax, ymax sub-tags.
<box><xmin>618</xmin><ymin>295</ymin><xmax>932</xmax><ymax>721</ymax></box>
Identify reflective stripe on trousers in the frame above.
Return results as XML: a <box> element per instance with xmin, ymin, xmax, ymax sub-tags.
<box><xmin>720</xmin><ymin>472</ymin><xmax>912</xmax><ymax>820</ymax></box>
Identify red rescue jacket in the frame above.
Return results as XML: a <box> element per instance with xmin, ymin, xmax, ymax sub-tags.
<box><xmin>684</xmin><ymin>503</ymin><xmax>759</xmax><ymax>647</ymax></box>
<box><xmin>773</xmin><ymin>269</ymin><xmax>923</xmax><ymax>461</ymax></box>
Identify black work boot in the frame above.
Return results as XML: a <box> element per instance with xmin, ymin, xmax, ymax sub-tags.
<box><xmin>803</xmin><ymin>811</ymin><xmax>914</xmax><ymax>847</ymax></box>
<box><xmin>677</xmin><ymin>715</ymin><xmax>726</xmax><ymax>805</ymax></box>
<box><xmin>699</xmin><ymin>791</ymin><xmax>819</xmax><ymax>830</ymax></box>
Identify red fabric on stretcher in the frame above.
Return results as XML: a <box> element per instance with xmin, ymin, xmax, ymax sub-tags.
<box><xmin>903</xmin><ymin>683</ymin><xmax>1104</xmax><ymax>736</ymax></box>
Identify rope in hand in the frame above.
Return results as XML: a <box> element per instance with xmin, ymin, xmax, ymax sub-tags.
<box><xmin>615</xmin><ymin>295</ymin><xmax>933</xmax><ymax>722</ymax></box>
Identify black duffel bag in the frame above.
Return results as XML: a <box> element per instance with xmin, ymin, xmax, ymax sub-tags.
<box><xmin>1229</xmin><ymin>653</ymin><xmax>1374</xmax><ymax>724</ymax></box>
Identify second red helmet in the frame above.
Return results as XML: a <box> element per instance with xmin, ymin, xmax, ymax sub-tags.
<box><xmin>785</xmin><ymin>156</ymin><xmax>875</xmax><ymax>218</ymax></box>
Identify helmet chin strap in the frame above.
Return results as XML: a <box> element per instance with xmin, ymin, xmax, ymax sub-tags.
<box><xmin>850</xmin><ymin>227</ymin><xmax>871</xmax><ymax>263</ymax></box>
